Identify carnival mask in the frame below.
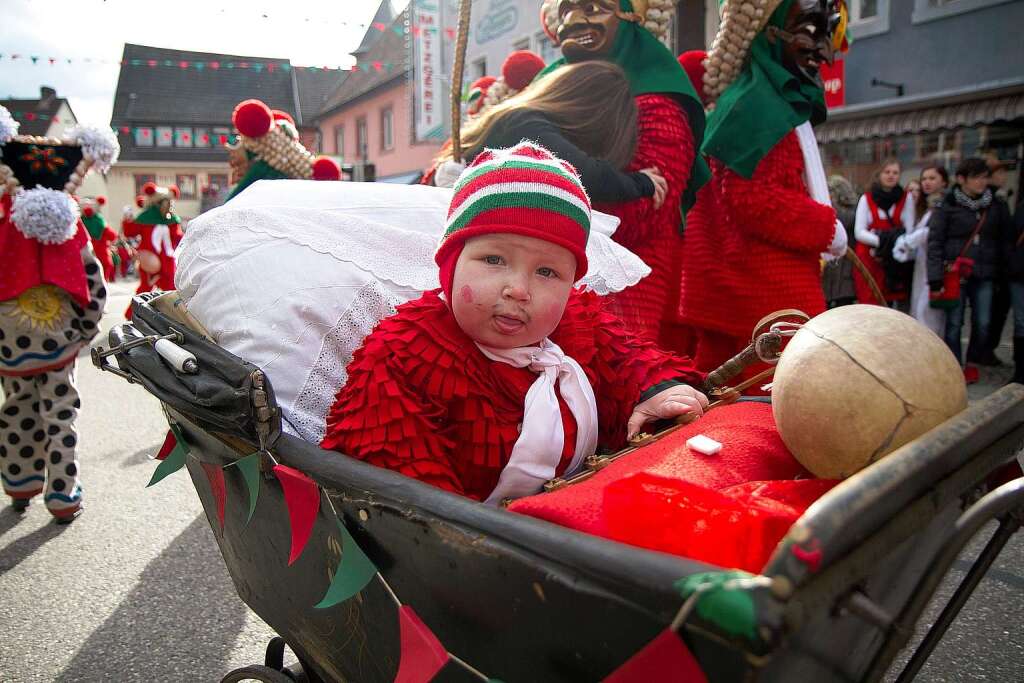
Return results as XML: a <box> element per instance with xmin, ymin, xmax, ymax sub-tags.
<box><xmin>556</xmin><ymin>0</ymin><xmax>621</xmax><ymax>62</ymax></box>
<box><xmin>768</xmin><ymin>0</ymin><xmax>840</xmax><ymax>87</ymax></box>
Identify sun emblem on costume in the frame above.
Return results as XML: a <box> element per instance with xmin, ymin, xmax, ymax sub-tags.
<box><xmin>19</xmin><ymin>145</ymin><xmax>68</xmax><ymax>175</ymax></box>
<box><xmin>1</xmin><ymin>285</ymin><xmax>70</xmax><ymax>332</ymax></box>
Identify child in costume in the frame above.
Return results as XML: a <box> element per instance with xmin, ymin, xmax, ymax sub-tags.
<box><xmin>0</xmin><ymin>106</ymin><xmax>118</xmax><ymax>521</ymax></box>
<box><xmin>123</xmin><ymin>182</ymin><xmax>183</xmax><ymax>318</ymax></box>
<box><xmin>80</xmin><ymin>195</ymin><xmax>117</xmax><ymax>282</ymax></box>
<box><xmin>322</xmin><ymin>143</ymin><xmax>707</xmax><ymax>503</ymax></box>
<box><xmin>538</xmin><ymin>0</ymin><xmax>709</xmax><ymax>353</ymax></box>
<box><xmin>679</xmin><ymin>0</ymin><xmax>849</xmax><ymax>375</ymax></box>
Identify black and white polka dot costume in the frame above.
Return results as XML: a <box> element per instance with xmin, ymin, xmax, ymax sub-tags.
<box><xmin>0</xmin><ymin>247</ymin><xmax>106</xmax><ymax>519</ymax></box>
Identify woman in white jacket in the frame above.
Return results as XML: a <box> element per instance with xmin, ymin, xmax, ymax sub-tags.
<box><xmin>896</xmin><ymin>165</ymin><xmax>949</xmax><ymax>335</ymax></box>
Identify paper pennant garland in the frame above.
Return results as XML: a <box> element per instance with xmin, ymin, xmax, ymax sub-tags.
<box><xmin>155</xmin><ymin>429</ymin><xmax>177</xmax><ymax>461</ymax></box>
<box><xmin>273</xmin><ymin>464</ymin><xmax>320</xmax><ymax>565</ymax></box>
<box><xmin>603</xmin><ymin>629</ymin><xmax>707</xmax><ymax>682</ymax></box>
<box><xmin>226</xmin><ymin>452</ymin><xmax>262</xmax><ymax>526</ymax></box>
<box><xmin>200</xmin><ymin>462</ymin><xmax>227</xmax><ymax>529</ymax></box>
<box><xmin>147</xmin><ymin>426</ymin><xmax>189</xmax><ymax>487</ymax></box>
<box><xmin>673</xmin><ymin>571</ymin><xmax>757</xmax><ymax>641</ymax></box>
<box><xmin>315</xmin><ymin>517</ymin><xmax>378</xmax><ymax>609</ymax></box>
<box><xmin>394</xmin><ymin>605</ymin><xmax>449</xmax><ymax>683</ymax></box>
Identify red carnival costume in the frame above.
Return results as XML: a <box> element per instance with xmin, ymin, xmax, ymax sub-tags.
<box><xmin>322</xmin><ymin>289</ymin><xmax>699</xmax><ymax>500</ymax></box>
<box><xmin>853</xmin><ymin>191</ymin><xmax>910</xmax><ymax>303</ymax></box>
<box><xmin>80</xmin><ymin>196</ymin><xmax>116</xmax><ymax>281</ymax></box>
<box><xmin>123</xmin><ymin>183</ymin><xmax>183</xmax><ymax>317</ymax></box>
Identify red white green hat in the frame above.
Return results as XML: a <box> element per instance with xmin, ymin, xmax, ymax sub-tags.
<box><xmin>435</xmin><ymin>142</ymin><xmax>591</xmax><ymax>294</ymax></box>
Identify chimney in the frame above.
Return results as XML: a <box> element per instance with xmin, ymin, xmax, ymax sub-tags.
<box><xmin>39</xmin><ymin>86</ymin><xmax>57</xmax><ymax>105</ymax></box>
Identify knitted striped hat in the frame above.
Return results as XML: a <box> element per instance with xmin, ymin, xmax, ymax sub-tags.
<box><xmin>435</xmin><ymin>142</ymin><xmax>591</xmax><ymax>296</ymax></box>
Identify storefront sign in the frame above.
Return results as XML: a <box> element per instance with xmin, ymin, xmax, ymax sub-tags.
<box><xmin>822</xmin><ymin>58</ymin><xmax>845</xmax><ymax>109</ymax></box>
<box><xmin>475</xmin><ymin>0</ymin><xmax>520</xmax><ymax>45</ymax></box>
<box><xmin>413</xmin><ymin>0</ymin><xmax>445</xmax><ymax>141</ymax></box>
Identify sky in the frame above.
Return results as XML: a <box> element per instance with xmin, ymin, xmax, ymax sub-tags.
<box><xmin>0</xmin><ymin>0</ymin><xmax>408</xmax><ymax>126</ymax></box>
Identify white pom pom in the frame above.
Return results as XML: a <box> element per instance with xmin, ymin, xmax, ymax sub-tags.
<box><xmin>0</xmin><ymin>105</ymin><xmax>19</xmax><ymax>145</ymax></box>
<box><xmin>65</xmin><ymin>125</ymin><xmax>121</xmax><ymax>173</ymax></box>
<box><xmin>11</xmin><ymin>187</ymin><xmax>80</xmax><ymax>244</ymax></box>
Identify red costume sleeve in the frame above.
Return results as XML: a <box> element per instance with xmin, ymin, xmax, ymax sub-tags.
<box><xmin>720</xmin><ymin>132</ymin><xmax>835</xmax><ymax>253</ymax></box>
<box><xmin>102</xmin><ymin>226</ymin><xmax>117</xmax><ymax>243</ymax></box>
<box><xmin>555</xmin><ymin>291</ymin><xmax>704</xmax><ymax>450</ymax></box>
<box><xmin>601</xmin><ymin>94</ymin><xmax>695</xmax><ymax>243</ymax></box>
<box><xmin>321</xmin><ymin>302</ymin><xmax>466</xmax><ymax>496</ymax></box>
<box><xmin>122</xmin><ymin>220</ymin><xmax>140</xmax><ymax>239</ymax></box>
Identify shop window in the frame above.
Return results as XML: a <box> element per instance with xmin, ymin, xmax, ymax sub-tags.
<box><xmin>534</xmin><ymin>32</ymin><xmax>559</xmax><ymax>64</ymax></box>
<box><xmin>134</xmin><ymin>173</ymin><xmax>156</xmax><ymax>195</ymax></box>
<box><xmin>134</xmin><ymin>127</ymin><xmax>154</xmax><ymax>147</ymax></box>
<box><xmin>848</xmin><ymin>0</ymin><xmax>890</xmax><ymax>38</ymax></box>
<box><xmin>471</xmin><ymin>57</ymin><xmax>487</xmax><ymax>80</ymax></box>
<box><xmin>176</xmin><ymin>174</ymin><xmax>197</xmax><ymax>200</ymax></box>
<box><xmin>512</xmin><ymin>37</ymin><xmax>530</xmax><ymax>51</ymax></box>
<box><xmin>156</xmin><ymin>126</ymin><xmax>173</xmax><ymax>147</ymax></box>
<box><xmin>206</xmin><ymin>173</ymin><xmax>229</xmax><ymax>196</ymax></box>
<box><xmin>913</xmin><ymin>0</ymin><xmax>1014</xmax><ymax>24</ymax></box>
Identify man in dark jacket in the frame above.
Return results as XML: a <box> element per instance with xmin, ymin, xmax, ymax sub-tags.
<box><xmin>1008</xmin><ymin>198</ymin><xmax>1024</xmax><ymax>384</ymax></box>
<box><xmin>928</xmin><ymin>157</ymin><xmax>1013</xmax><ymax>372</ymax></box>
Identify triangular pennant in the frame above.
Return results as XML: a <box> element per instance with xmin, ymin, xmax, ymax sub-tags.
<box><xmin>394</xmin><ymin>605</ymin><xmax>449</xmax><ymax>683</ymax></box>
<box><xmin>155</xmin><ymin>429</ymin><xmax>177</xmax><ymax>460</ymax></box>
<box><xmin>315</xmin><ymin>517</ymin><xmax>377</xmax><ymax>609</ymax></box>
<box><xmin>226</xmin><ymin>452</ymin><xmax>262</xmax><ymax>526</ymax></box>
<box><xmin>273</xmin><ymin>464</ymin><xmax>320</xmax><ymax>565</ymax></box>
<box><xmin>674</xmin><ymin>571</ymin><xmax>757</xmax><ymax>641</ymax></box>
<box><xmin>200</xmin><ymin>462</ymin><xmax>227</xmax><ymax>529</ymax></box>
<box><xmin>146</xmin><ymin>440</ymin><xmax>187</xmax><ymax>487</ymax></box>
<box><xmin>602</xmin><ymin>629</ymin><xmax>707</xmax><ymax>683</ymax></box>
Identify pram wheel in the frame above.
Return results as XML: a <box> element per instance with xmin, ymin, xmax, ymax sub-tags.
<box><xmin>219</xmin><ymin>665</ymin><xmax>295</xmax><ymax>683</ymax></box>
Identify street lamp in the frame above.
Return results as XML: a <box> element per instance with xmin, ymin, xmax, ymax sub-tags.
<box><xmin>870</xmin><ymin>78</ymin><xmax>905</xmax><ymax>97</ymax></box>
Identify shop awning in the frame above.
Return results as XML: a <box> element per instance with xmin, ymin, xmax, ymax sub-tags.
<box><xmin>816</xmin><ymin>78</ymin><xmax>1024</xmax><ymax>144</ymax></box>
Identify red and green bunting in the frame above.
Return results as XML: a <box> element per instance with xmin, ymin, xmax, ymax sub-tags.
<box><xmin>147</xmin><ymin>427</ymin><xmax>726</xmax><ymax>682</ymax></box>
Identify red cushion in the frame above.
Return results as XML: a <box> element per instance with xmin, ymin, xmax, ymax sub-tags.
<box><xmin>508</xmin><ymin>402</ymin><xmax>838</xmax><ymax>571</ymax></box>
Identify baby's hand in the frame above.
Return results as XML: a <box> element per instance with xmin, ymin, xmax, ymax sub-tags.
<box><xmin>627</xmin><ymin>385</ymin><xmax>709</xmax><ymax>441</ymax></box>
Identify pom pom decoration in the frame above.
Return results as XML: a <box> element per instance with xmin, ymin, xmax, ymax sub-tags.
<box><xmin>312</xmin><ymin>156</ymin><xmax>342</xmax><ymax>181</ymax></box>
<box><xmin>135</xmin><ymin>195</ymin><xmax>145</xmax><ymax>208</ymax></box>
<box><xmin>0</xmin><ymin>105</ymin><xmax>19</xmax><ymax>144</ymax></box>
<box><xmin>82</xmin><ymin>205</ymin><xmax>96</xmax><ymax>218</ymax></box>
<box><xmin>501</xmin><ymin>51</ymin><xmax>546</xmax><ymax>91</ymax></box>
<box><xmin>10</xmin><ymin>187</ymin><xmax>80</xmax><ymax>244</ymax></box>
<box><xmin>96</xmin><ymin>195</ymin><xmax>107</xmax><ymax>205</ymax></box>
<box><xmin>272</xmin><ymin>110</ymin><xmax>296</xmax><ymax>127</ymax></box>
<box><xmin>169</xmin><ymin>185</ymin><xmax>180</xmax><ymax>199</ymax></box>
<box><xmin>143</xmin><ymin>181</ymin><xmax>158</xmax><ymax>196</ymax></box>
<box><xmin>65</xmin><ymin>124</ymin><xmax>121</xmax><ymax>173</ymax></box>
<box><xmin>233</xmin><ymin>99</ymin><xmax>274</xmax><ymax>139</ymax></box>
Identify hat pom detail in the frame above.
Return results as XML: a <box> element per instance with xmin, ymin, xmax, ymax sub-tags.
<box><xmin>135</xmin><ymin>195</ymin><xmax>145</xmax><ymax>208</ymax></box>
<box><xmin>11</xmin><ymin>187</ymin><xmax>80</xmax><ymax>245</ymax></box>
<box><xmin>65</xmin><ymin>125</ymin><xmax>120</xmax><ymax>173</ymax></box>
<box><xmin>312</xmin><ymin>156</ymin><xmax>341</xmax><ymax>181</ymax></box>
<box><xmin>82</xmin><ymin>205</ymin><xmax>95</xmax><ymax>218</ymax></box>
<box><xmin>96</xmin><ymin>195</ymin><xmax>107</xmax><ymax>205</ymax></box>
<box><xmin>142</xmin><ymin>181</ymin><xmax>157</xmax><ymax>196</ymax></box>
<box><xmin>233</xmin><ymin>99</ymin><xmax>273</xmax><ymax>138</ymax></box>
<box><xmin>169</xmin><ymin>185</ymin><xmax>180</xmax><ymax>199</ymax></box>
<box><xmin>502</xmin><ymin>51</ymin><xmax>546</xmax><ymax>91</ymax></box>
<box><xmin>0</xmin><ymin>105</ymin><xmax>19</xmax><ymax>144</ymax></box>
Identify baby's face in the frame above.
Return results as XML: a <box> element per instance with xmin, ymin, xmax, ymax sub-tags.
<box><xmin>451</xmin><ymin>233</ymin><xmax>576</xmax><ymax>349</ymax></box>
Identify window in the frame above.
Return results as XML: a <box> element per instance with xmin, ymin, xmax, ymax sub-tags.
<box><xmin>381</xmin><ymin>107</ymin><xmax>394</xmax><ymax>151</ymax></box>
<box><xmin>174</xmin><ymin>127</ymin><xmax>193</xmax><ymax>147</ymax></box>
<box><xmin>213</xmin><ymin>126</ymin><xmax>231</xmax><ymax>146</ymax></box>
<box><xmin>356</xmin><ymin>117</ymin><xmax>368</xmax><ymax>159</ymax></box>
<box><xmin>206</xmin><ymin>173</ymin><xmax>229</xmax><ymax>196</ymax></box>
<box><xmin>176</xmin><ymin>174</ymin><xmax>197</xmax><ymax>200</ymax></box>
<box><xmin>534</xmin><ymin>32</ymin><xmax>559</xmax><ymax>64</ymax></box>
<box><xmin>512</xmin><ymin>37</ymin><xmax>530</xmax><ymax>51</ymax></box>
<box><xmin>334</xmin><ymin>125</ymin><xmax>345</xmax><ymax>158</ymax></box>
<box><xmin>134</xmin><ymin>173</ymin><xmax>156</xmax><ymax>195</ymax></box>
<box><xmin>847</xmin><ymin>0</ymin><xmax>890</xmax><ymax>38</ymax></box>
<box><xmin>471</xmin><ymin>57</ymin><xmax>487</xmax><ymax>80</ymax></box>
<box><xmin>194</xmin><ymin>127</ymin><xmax>210</xmax><ymax>148</ymax></box>
<box><xmin>912</xmin><ymin>0</ymin><xmax>1014</xmax><ymax>24</ymax></box>
<box><xmin>134</xmin><ymin>127</ymin><xmax>154</xmax><ymax>147</ymax></box>
<box><xmin>155</xmin><ymin>126</ymin><xmax>173</xmax><ymax>147</ymax></box>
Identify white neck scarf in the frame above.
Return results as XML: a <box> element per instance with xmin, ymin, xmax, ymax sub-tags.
<box><xmin>795</xmin><ymin>121</ymin><xmax>831</xmax><ymax>207</ymax></box>
<box><xmin>476</xmin><ymin>338</ymin><xmax>599</xmax><ymax>505</ymax></box>
<box><xmin>150</xmin><ymin>223</ymin><xmax>176</xmax><ymax>257</ymax></box>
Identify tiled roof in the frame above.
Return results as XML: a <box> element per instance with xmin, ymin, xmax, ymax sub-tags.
<box><xmin>353</xmin><ymin>0</ymin><xmax>397</xmax><ymax>55</ymax></box>
<box><xmin>293</xmin><ymin>68</ymin><xmax>343</xmax><ymax>125</ymax></box>
<box><xmin>0</xmin><ymin>91</ymin><xmax>71</xmax><ymax>136</ymax></box>
<box><xmin>318</xmin><ymin>9</ymin><xmax>409</xmax><ymax>117</ymax></box>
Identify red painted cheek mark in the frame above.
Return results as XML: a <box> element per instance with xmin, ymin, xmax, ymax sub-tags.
<box><xmin>459</xmin><ymin>285</ymin><xmax>474</xmax><ymax>304</ymax></box>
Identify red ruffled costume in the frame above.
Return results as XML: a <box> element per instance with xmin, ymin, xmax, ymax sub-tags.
<box><xmin>321</xmin><ymin>289</ymin><xmax>702</xmax><ymax>501</ymax></box>
<box><xmin>679</xmin><ymin>132</ymin><xmax>835</xmax><ymax>372</ymax></box>
<box><xmin>854</xmin><ymin>192</ymin><xmax>909</xmax><ymax>304</ymax></box>
<box><xmin>596</xmin><ymin>94</ymin><xmax>695</xmax><ymax>354</ymax></box>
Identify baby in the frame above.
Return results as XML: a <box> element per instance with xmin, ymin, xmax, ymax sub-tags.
<box><xmin>321</xmin><ymin>143</ymin><xmax>707</xmax><ymax>503</ymax></box>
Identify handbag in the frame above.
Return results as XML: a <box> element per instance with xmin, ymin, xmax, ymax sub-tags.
<box><xmin>930</xmin><ymin>210</ymin><xmax>987</xmax><ymax>310</ymax></box>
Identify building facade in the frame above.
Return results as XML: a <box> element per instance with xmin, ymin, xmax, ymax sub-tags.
<box><xmin>817</xmin><ymin>0</ymin><xmax>1024</xmax><ymax>194</ymax></box>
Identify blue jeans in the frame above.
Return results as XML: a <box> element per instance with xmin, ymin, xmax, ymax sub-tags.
<box><xmin>1010</xmin><ymin>281</ymin><xmax>1024</xmax><ymax>338</ymax></box>
<box><xmin>944</xmin><ymin>277</ymin><xmax>993</xmax><ymax>365</ymax></box>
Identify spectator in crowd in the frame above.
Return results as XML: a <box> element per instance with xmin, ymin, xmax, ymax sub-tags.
<box><xmin>928</xmin><ymin>157</ymin><xmax>1013</xmax><ymax>383</ymax></box>
<box><xmin>822</xmin><ymin>175</ymin><xmax>858</xmax><ymax>308</ymax></box>
<box><xmin>853</xmin><ymin>158</ymin><xmax>915</xmax><ymax>307</ymax></box>
<box><xmin>973</xmin><ymin>157</ymin><xmax>1013</xmax><ymax>366</ymax></box>
<box><xmin>1009</xmin><ymin>196</ymin><xmax>1024</xmax><ymax>385</ymax></box>
<box><xmin>898</xmin><ymin>164</ymin><xmax>949</xmax><ymax>335</ymax></box>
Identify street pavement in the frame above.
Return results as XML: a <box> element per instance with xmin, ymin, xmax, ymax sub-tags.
<box><xmin>0</xmin><ymin>277</ymin><xmax>1022</xmax><ymax>682</ymax></box>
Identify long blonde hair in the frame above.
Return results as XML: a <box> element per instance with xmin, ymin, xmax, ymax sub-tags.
<box><xmin>442</xmin><ymin>61</ymin><xmax>638</xmax><ymax>170</ymax></box>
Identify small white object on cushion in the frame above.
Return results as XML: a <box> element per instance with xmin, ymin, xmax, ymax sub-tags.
<box><xmin>686</xmin><ymin>434</ymin><xmax>723</xmax><ymax>456</ymax></box>
<box><xmin>176</xmin><ymin>179</ymin><xmax>650</xmax><ymax>443</ymax></box>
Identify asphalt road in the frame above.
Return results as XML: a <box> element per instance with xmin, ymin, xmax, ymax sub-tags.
<box><xmin>0</xmin><ymin>278</ymin><xmax>1021</xmax><ymax>682</ymax></box>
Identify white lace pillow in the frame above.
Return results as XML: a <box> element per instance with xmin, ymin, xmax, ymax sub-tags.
<box><xmin>175</xmin><ymin>180</ymin><xmax>649</xmax><ymax>443</ymax></box>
